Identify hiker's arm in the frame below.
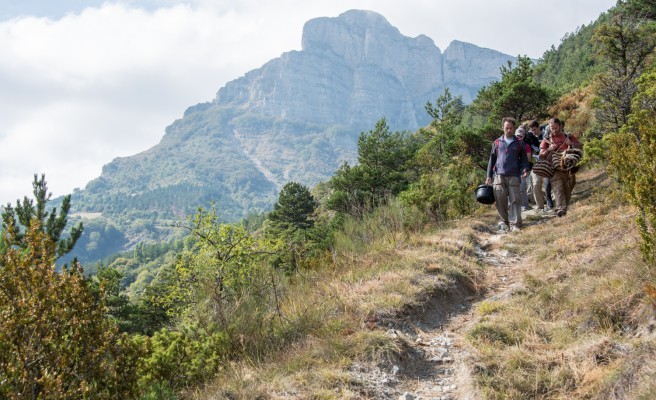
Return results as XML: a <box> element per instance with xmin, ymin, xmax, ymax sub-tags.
<box><xmin>539</xmin><ymin>139</ymin><xmax>554</xmax><ymax>158</ymax></box>
<box><xmin>567</xmin><ymin>135</ymin><xmax>583</xmax><ymax>149</ymax></box>
<box><xmin>520</xmin><ymin>145</ymin><xmax>530</xmax><ymax>177</ymax></box>
<box><xmin>486</xmin><ymin>143</ymin><xmax>496</xmax><ymax>185</ymax></box>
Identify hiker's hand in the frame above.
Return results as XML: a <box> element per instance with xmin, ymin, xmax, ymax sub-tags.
<box><xmin>548</xmin><ymin>144</ymin><xmax>558</xmax><ymax>151</ymax></box>
<box><xmin>486</xmin><ymin>177</ymin><xmax>492</xmax><ymax>185</ymax></box>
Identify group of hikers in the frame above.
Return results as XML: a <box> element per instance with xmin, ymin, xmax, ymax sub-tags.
<box><xmin>485</xmin><ymin>116</ymin><xmax>583</xmax><ymax>232</ymax></box>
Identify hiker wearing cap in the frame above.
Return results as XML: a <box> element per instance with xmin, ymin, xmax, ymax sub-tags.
<box><xmin>539</xmin><ymin>118</ymin><xmax>583</xmax><ymax>217</ymax></box>
<box><xmin>486</xmin><ymin>117</ymin><xmax>531</xmax><ymax>232</ymax></box>
<box><xmin>514</xmin><ymin>126</ymin><xmax>533</xmax><ymax>211</ymax></box>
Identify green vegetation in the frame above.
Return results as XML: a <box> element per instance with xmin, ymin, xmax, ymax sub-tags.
<box><xmin>264</xmin><ymin>181</ymin><xmax>326</xmax><ymax>272</ymax></box>
<box><xmin>0</xmin><ymin>209</ymin><xmax>142</xmax><ymax>398</ymax></box>
<box><xmin>327</xmin><ymin>118</ymin><xmax>419</xmax><ymax>215</ymax></box>
<box><xmin>473</xmin><ymin>55</ymin><xmax>553</xmax><ymax>124</ymax></box>
<box><xmin>592</xmin><ymin>2</ymin><xmax>656</xmax><ymax>136</ymax></box>
<box><xmin>4</xmin><ymin>0</ymin><xmax>656</xmax><ymax>397</ymax></box>
<box><xmin>2</xmin><ymin>174</ymin><xmax>83</xmax><ymax>260</ymax></box>
<box><xmin>534</xmin><ymin>14</ymin><xmax>610</xmax><ymax>93</ymax></box>
<box><xmin>267</xmin><ymin>182</ymin><xmax>317</xmax><ymax>231</ymax></box>
<box><xmin>608</xmin><ymin>66</ymin><xmax>656</xmax><ymax>264</ymax></box>
<box><xmin>597</xmin><ymin>0</ymin><xmax>656</xmax><ymax>266</ymax></box>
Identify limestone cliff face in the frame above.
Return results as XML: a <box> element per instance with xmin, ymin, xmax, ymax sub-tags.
<box><xmin>442</xmin><ymin>40</ymin><xmax>514</xmax><ymax>100</ymax></box>
<box><xmin>215</xmin><ymin>9</ymin><xmax>512</xmax><ymax>131</ymax></box>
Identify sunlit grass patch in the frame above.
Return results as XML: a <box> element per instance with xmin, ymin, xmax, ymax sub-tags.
<box><xmin>477</xmin><ymin>300</ymin><xmax>505</xmax><ymax>316</ymax></box>
<box><xmin>468</xmin><ymin>322</ymin><xmax>521</xmax><ymax>346</ymax></box>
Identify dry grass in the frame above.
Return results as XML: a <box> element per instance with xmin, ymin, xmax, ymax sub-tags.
<box><xmin>190</xmin><ymin>168</ymin><xmax>656</xmax><ymax>399</ymax></box>
<box><xmin>191</xmin><ymin>203</ymin><xmax>487</xmax><ymax>399</ymax></box>
<box><xmin>548</xmin><ymin>85</ymin><xmax>596</xmax><ymax>137</ymax></box>
<box><xmin>467</xmin><ymin>169</ymin><xmax>656</xmax><ymax>399</ymax></box>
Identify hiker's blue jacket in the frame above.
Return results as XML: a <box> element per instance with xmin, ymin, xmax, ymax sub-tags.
<box><xmin>486</xmin><ymin>135</ymin><xmax>530</xmax><ymax>179</ymax></box>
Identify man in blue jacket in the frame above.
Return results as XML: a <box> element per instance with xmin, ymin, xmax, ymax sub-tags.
<box><xmin>486</xmin><ymin>117</ymin><xmax>531</xmax><ymax>232</ymax></box>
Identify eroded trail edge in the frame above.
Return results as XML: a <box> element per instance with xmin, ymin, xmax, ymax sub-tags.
<box><xmin>355</xmin><ymin>225</ymin><xmax>531</xmax><ymax>400</ymax></box>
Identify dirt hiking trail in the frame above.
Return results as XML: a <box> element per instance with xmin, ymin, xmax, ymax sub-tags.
<box><xmin>362</xmin><ymin>210</ymin><xmax>550</xmax><ymax>400</ymax></box>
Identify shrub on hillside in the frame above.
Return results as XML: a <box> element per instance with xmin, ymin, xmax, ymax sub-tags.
<box><xmin>608</xmin><ymin>66</ymin><xmax>656</xmax><ymax>266</ymax></box>
<box><xmin>0</xmin><ymin>222</ymin><xmax>143</xmax><ymax>398</ymax></box>
<box><xmin>399</xmin><ymin>157</ymin><xmax>481</xmax><ymax>222</ymax></box>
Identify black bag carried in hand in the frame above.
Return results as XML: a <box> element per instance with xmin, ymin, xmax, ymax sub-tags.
<box><xmin>475</xmin><ymin>184</ymin><xmax>495</xmax><ymax>204</ymax></box>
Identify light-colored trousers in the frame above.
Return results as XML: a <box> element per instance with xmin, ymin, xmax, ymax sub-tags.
<box><xmin>520</xmin><ymin>174</ymin><xmax>530</xmax><ymax>208</ymax></box>
<box><xmin>493</xmin><ymin>175</ymin><xmax>522</xmax><ymax>228</ymax></box>
<box><xmin>551</xmin><ymin>170</ymin><xmax>576</xmax><ymax>214</ymax></box>
<box><xmin>530</xmin><ymin>171</ymin><xmax>547</xmax><ymax>209</ymax></box>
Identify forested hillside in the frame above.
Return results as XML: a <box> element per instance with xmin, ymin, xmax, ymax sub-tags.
<box><xmin>3</xmin><ymin>0</ymin><xmax>656</xmax><ymax>398</ymax></box>
<box><xmin>534</xmin><ymin>11</ymin><xmax>610</xmax><ymax>92</ymax></box>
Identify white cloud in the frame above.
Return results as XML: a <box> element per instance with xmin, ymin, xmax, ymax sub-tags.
<box><xmin>0</xmin><ymin>2</ymin><xmax>280</xmax><ymax>202</ymax></box>
<box><xmin>0</xmin><ymin>0</ymin><xmax>616</xmax><ymax>203</ymax></box>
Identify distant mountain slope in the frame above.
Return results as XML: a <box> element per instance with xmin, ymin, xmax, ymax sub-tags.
<box><xmin>69</xmin><ymin>9</ymin><xmax>515</xmax><ymax>262</ymax></box>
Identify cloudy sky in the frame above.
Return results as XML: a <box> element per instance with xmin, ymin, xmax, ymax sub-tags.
<box><xmin>0</xmin><ymin>0</ymin><xmax>616</xmax><ymax>204</ymax></box>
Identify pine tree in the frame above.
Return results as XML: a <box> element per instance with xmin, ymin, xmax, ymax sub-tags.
<box><xmin>472</xmin><ymin>56</ymin><xmax>552</xmax><ymax>124</ymax></box>
<box><xmin>593</xmin><ymin>4</ymin><xmax>656</xmax><ymax>135</ymax></box>
<box><xmin>267</xmin><ymin>182</ymin><xmax>318</xmax><ymax>231</ymax></box>
<box><xmin>1</xmin><ymin>174</ymin><xmax>83</xmax><ymax>260</ymax></box>
<box><xmin>328</xmin><ymin>118</ymin><xmax>416</xmax><ymax>214</ymax></box>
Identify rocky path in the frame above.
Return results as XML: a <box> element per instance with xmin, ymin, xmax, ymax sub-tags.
<box><xmin>389</xmin><ymin>227</ymin><xmax>531</xmax><ymax>400</ymax></box>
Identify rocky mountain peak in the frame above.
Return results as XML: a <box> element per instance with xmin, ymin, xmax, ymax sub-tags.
<box><xmin>215</xmin><ymin>9</ymin><xmax>454</xmax><ymax>130</ymax></box>
<box><xmin>301</xmin><ymin>10</ymin><xmax>408</xmax><ymax>64</ymax></box>
<box><xmin>301</xmin><ymin>10</ymin><xmax>441</xmax><ymax>82</ymax></box>
<box><xmin>214</xmin><ymin>9</ymin><xmax>513</xmax><ymax>132</ymax></box>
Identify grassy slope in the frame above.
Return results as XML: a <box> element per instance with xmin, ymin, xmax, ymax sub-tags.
<box><xmin>190</xmin><ymin>167</ymin><xmax>655</xmax><ymax>399</ymax></box>
<box><xmin>468</xmin><ymin>169</ymin><xmax>656</xmax><ymax>399</ymax></box>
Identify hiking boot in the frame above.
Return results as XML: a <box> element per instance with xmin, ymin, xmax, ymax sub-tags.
<box><xmin>556</xmin><ymin>210</ymin><xmax>566</xmax><ymax>217</ymax></box>
<box><xmin>510</xmin><ymin>225</ymin><xmax>521</xmax><ymax>233</ymax></box>
<box><xmin>498</xmin><ymin>222</ymin><xmax>509</xmax><ymax>232</ymax></box>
